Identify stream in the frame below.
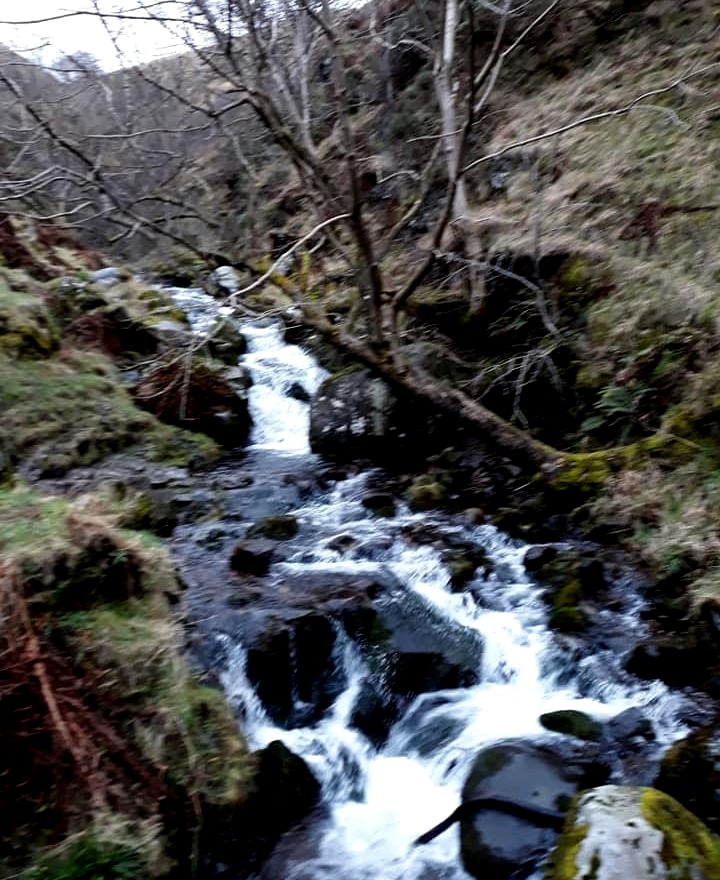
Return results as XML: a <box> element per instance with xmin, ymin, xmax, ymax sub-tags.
<box><xmin>168</xmin><ymin>290</ymin><xmax>700</xmax><ymax>880</ymax></box>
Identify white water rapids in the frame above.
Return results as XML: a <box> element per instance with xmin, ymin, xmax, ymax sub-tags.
<box><xmin>172</xmin><ymin>291</ymin><xmax>694</xmax><ymax>880</ymax></box>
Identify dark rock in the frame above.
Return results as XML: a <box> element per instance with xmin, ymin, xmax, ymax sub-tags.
<box><xmin>310</xmin><ymin>370</ymin><xmax>398</xmax><ymax>462</ymax></box>
<box><xmin>230</xmin><ymin>539</ymin><xmax>276</xmax><ymax>575</ymax></box>
<box><xmin>524</xmin><ymin>545</ymin><xmax>558</xmax><ymax>572</ymax></box>
<box><xmin>350</xmin><ymin>683</ymin><xmax>396</xmax><ymax>748</ymax></box>
<box><xmin>309</xmin><ymin>369</ymin><xmax>463</xmax><ymax>467</ymax></box>
<box><xmin>624</xmin><ymin>640</ymin><xmax>691</xmax><ymax>686</ymax></box>
<box><xmin>243</xmin><ymin>612</ymin><xmax>340</xmax><ymax>726</ymax></box>
<box><xmin>443</xmin><ymin>546</ymin><xmax>492</xmax><ymax>591</ymax></box>
<box><xmin>460</xmin><ymin>740</ymin><xmax>609</xmax><ymax>880</ymax></box>
<box><xmin>325</xmin><ymin>533</ymin><xmax>357</xmax><ymax>553</ymax></box>
<box><xmin>288</xmin><ymin>381</ymin><xmax>311</xmax><ymax>402</ymax></box>
<box><xmin>606</xmin><ymin>708</ymin><xmax>655</xmax><ymax>744</ymax></box>
<box><xmin>205</xmin><ymin>317</ymin><xmax>247</xmax><ymax>364</ymax></box>
<box><xmin>361</xmin><ymin>492</ymin><xmax>396</xmax><ymax>517</ymax></box>
<box><xmin>217</xmin><ymin>741</ymin><xmax>320</xmax><ymax>872</ymax></box>
<box><xmin>365</xmin><ymin>593</ymin><xmax>482</xmax><ymax>708</ymax></box>
<box><xmin>539</xmin><ymin>710</ymin><xmax>603</xmax><ymax>742</ymax></box>
<box><xmin>248</xmin><ymin>514</ymin><xmax>299</xmax><ymax>540</ymax></box>
<box><xmin>654</xmin><ymin>725</ymin><xmax>720</xmax><ymax>832</ymax></box>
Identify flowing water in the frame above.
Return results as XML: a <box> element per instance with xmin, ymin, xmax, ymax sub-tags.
<box><xmin>172</xmin><ymin>291</ymin><xmax>698</xmax><ymax>880</ymax></box>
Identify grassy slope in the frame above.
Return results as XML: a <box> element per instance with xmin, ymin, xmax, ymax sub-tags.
<box><xmin>456</xmin><ymin>7</ymin><xmax>720</xmax><ymax>596</ymax></box>
<box><xmin>0</xmin><ymin>257</ymin><xmax>246</xmax><ymax>876</ymax></box>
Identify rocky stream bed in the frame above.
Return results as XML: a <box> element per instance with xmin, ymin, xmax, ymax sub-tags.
<box><xmin>32</xmin><ymin>290</ymin><xmax>719</xmax><ymax>879</ymax></box>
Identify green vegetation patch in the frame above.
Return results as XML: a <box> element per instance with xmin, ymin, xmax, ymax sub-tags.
<box><xmin>0</xmin><ymin>349</ymin><xmax>153</xmax><ymax>475</ymax></box>
<box><xmin>1</xmin><ymin>483</ymin><xmax>249</xmax><ymax>878</ymax></box>
<box><xmin>0</xmin><ymin>279</ymin><xmax>60</xmax><ymax>358</ymax></box>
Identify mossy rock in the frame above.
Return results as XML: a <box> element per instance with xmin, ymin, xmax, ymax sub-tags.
<box><xmin>248</xmin><ymin>514</ymin><xmax>299</xmax><ymax>540</ymax></box>
<box><xmin>540</xmin><ymin>710</ymin><xmax>603</xmax><ymax>742</ymax></box>
<box><xmin>0</xmin><ymin>282</ymin><xmax>60</xmax><ymax>358</ymax></box>
<box><xmin>655</xmin><ymin>726</ymin><xmax>720</xmax><ymax>831</ymax></box>
<box><xmin>406</xmin><ymin>475</ymin><xmax>448</xmax><ymax>510</ymax></box>
<box><xmin>546</xmin><ymin>785</ymin><xmax>720</xmax><ymax>880</ymax></box>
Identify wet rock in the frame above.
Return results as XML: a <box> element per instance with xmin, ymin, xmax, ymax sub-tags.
<box><xmin>539</xmin><ymin>709</ymin><xmax>603</xmax><ymax>742</ymax></box>
<box><xmin>243</xmin><ymin>611</ymin><xmax>341</xmax><ymax>726</ymax></box>
<box><xmin>222</xmin><ymin>365</ymin><xmax>253</xmax><ymax>392</ymax></box>
<box><xmin>230</xmin><ymin>539</ymin><xmax>277</xmax><ymax>575</ymax></box>
<box><xmin>606</xmin><ymin>708</ymin><xmax>655</xmax><ymax>745</ymax></box>
<box><xmin>366</xmin><ymin>593</ymin><xmax>482</xmax><ymax>708</ymax></box>
<box><xmin>288</xmin><ymin>381</ymin><xmax>311</xmax><ymax>402</ymax></box>
<box><xmin>325</xmin><ymin>533</ymin><xmax>357</xmax><ymax>553</ymax></box>
<box><xmin>443</xmin><ymin>546</ymin><xmax>492</xmax><ymax>591</ymax></box>
<box><xmin>524</xmin><ymin>545</ymin><xmax>558</xmax><ymax>572</ymax></box>
<box><xmin>461</xmin><ymin>740</ymin><xmax>609</xmax><ymax>880</ymax></box>
<box><xmin>309</xmin><ymin>370</ymin><xmax>398</xmax><ymax>462</ymax></box>
<box><xmin>546</xmin><ymin>785</ymin><xmax>720</xmax><ymax>880</ymax></box>
<box><xmin>530</xmin><ymin>546</ymin><xmax>607</xmax><ymax>634</ymax></box>
<box><xmin>309</xmin><ymin>369</ymin><xmax>461</xmax><ymax>467</ymax></box>
<box><xmin>361</xmin><ymin>492</ymin><xmax>396</xmax><ymax>517</ymax></box>
<box><xmin>205</xmin><ymin>317</ymin><xmax>247</xmax><ymax>364</ymax></box>
<box><xmin>248</xmin><ymin>514</ymin><xmax>299</xmax><ymax>540</ymax></box>
<box><xmin>350</xmin><ymin>682</ymin><xmax>397</xmax><ymax>748</ymax></box>
<box><xmin>215</xmin><ymin>740</ymin><xmax>320</xmax><ymax>873</ymax></box>
<box><xmin>624</xmin><ymin>640</ymin><xmax>691</xmax><ymax>686</ymax></box>
<box><xmin>654</xmin><ymin>725</ymin><xmax>720</xmax><ymax>832</ymax></box>
<box><xmin>208</xmin><ymin>265</ymin><xmax>240</xmax><ymax>296</ymax></box>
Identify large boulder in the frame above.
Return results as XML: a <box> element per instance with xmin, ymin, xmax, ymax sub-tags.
<box><xmin>460</xmin><ymin>740</ymin><xmax>608</xmax><ymax>880</ymax></box>
<box><xmin>202</xmin><ymin>740</ymin><xmax>321</xmax><ymax>876</ymax></box>
<box><xmin>309</xmin><ymin>369</ymin><xmax>464</xmax><ymax>466</ymax></box>
<box><xmin>546</xmin><ymin>785</ymin><xmax>720</xmax><ymax>879</ymax></box>
<box><xmin>309</xmin><ymin>369</ymin><xmax>400</xmax><ymax>462</ymax></box>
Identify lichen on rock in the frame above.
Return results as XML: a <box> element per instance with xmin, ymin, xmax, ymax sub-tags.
<box><xmin>546</xmin><ymin>785</ymin><xmax>720</xmax><ymax>880</ymax></box>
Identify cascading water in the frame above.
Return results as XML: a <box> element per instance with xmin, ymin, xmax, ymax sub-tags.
<box><xmin>171</xmin><ymin>289</ymin><xmax>697</xmax><ymax>880</ymax></box>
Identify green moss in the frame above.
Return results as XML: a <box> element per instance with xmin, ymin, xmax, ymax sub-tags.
<box><xmin>62</xmin><ymin>603</ymin><xmax>250</xmax><ymax>806</ymax></box>
<box><xmin>549</xmin><ymin>452</ymin><xmax>612</xmax><ymax>494</ymax></box>
<box><xmin>406</xmin><ymin>475</ymin><xmax>448</xmax><ymax>510</ymax></box>
<box><xmin>0</xmin><ymin>483</ymin><xmax>69</xmax><ymax>557</ymax></box>
<box><xmin>0</xmin><ymin>350</ymin><xmax>153</xmax><ymax>474</ymax></box>
<box><xmin>640</xmin><ymin>788</ymin><xmax>720</xmax><ymax>879</ymax></box>
<box><xmin>540</xmin><ymin>710</ymin><xmax>602</xmax><ymax>741</ymax></box>
<box><xmin>549</xmin><ymin>578</ymin><xmax>589</xmax><ymax>633</ymax></box>
<box><xmin>543</xmin><ymin>801</ymin><xmax>586</xmax><ymax>880</ymax></box>
<box><xmin>22</xmin><ymin>831</ymin><xmax>144</xmax><ymax>880</ymax></box>
<box><xmin>0</xmin><ymin>281</ymin><xmax>60</xmax><ymax>357</ymax></box>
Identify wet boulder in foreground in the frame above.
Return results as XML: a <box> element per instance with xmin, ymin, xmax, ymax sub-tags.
<box><xmin>460</xmin><ymin>740</ymin><xmax>608</xmax><ymax>880</ymax></box>
<box><xmin>546</xmin><ymin>785</ymin><xmax>720</xmax><ymax>879</ymax></box>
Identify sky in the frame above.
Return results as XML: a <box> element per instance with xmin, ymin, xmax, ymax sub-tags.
<box><xmin>0</xmin><ymin>1</ymin><xmax>192</xmax><ymax>70</ymax></box>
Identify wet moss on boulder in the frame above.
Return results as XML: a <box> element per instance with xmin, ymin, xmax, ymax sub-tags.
<box><xmin>546</xmin><ymin>785</ymin><xmax>720</xmax><ymax>880</ymax></box>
